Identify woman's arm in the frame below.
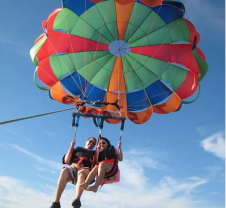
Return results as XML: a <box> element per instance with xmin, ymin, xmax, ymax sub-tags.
<box><xmin>116</xmin><ymin>141</ymin><xmax>123</xmax><ymax>161</ymax></box>
<box><xmin>64</xmin><ymin>139</ymin><xmax>75</xmax><ymax>164</ymax></box>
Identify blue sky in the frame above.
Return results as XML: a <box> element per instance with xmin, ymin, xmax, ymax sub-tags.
<box><xmin>0</xmin><ymin>0</ymin><xmax>225</xmax><ymax>208</ymax></box>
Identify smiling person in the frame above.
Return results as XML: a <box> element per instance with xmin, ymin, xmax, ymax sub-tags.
<box><xmin>50</xmin><ymin>137</ymin><xmax>96</xmax><ymax>208</ymax></box>
<box><xmin>81</xmin><ymin>137</ymin><xmax>123</xmax><ymax>193</ymax></box>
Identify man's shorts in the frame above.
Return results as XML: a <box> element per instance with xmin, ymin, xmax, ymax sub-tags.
<box><xmin>63</xmin><ymin>163</ymin><xmax>91</xmax><ymax>185</ymax></box>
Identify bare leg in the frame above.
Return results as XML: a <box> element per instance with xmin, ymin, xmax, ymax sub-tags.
<box><xmin>54</xmin><ymin>168</ymin><xmax>70</xmax><ymax>202</ymax></box>
<box><xmin>81</xmin><ymin>166</ymin><xmax>98</xmax><ymax>190</ymax></box>
<box><xmin>87</xmin><ymin>162</ymin><xmax>112</xmax><ymax>193</ymax></box>
<box><xmin>75</xmin><ymin>169</ymin><xmax>89</xmax><ymax>199</ymax></box>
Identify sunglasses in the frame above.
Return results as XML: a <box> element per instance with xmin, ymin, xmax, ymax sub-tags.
<box><xmin>100</xmin><ymin>141</ymin><xmax>107</xmax><ymax>145</ymax></box>
<box><xmin>88</xmin><ymin>140</ymin><xmax>96</xmax><ymax>145</ymax></box>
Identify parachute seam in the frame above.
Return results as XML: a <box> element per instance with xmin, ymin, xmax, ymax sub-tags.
<box><xmin>95</xmin><ymin>0</ymin><xmax>116</xmax><ymax>43</ymax></box>
<box><xmin>46</xmin><ymin>38</ymin><xmax>85</xmax><ymax>96</ymax></box>
<box><xmin>85</xmin><ymin>0</ymin><xmax>111</xmax><ymax>92</ymax></box>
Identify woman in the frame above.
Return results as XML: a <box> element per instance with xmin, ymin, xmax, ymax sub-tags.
<box><xmin>50</xmin><ymin>137</ymin><xmax>96</xmax><ymax>208</ymax></box>
<box><xmin>81</xmin><ymin>137</ymin><xmax>123</xmax><ymax>193</ymax></box>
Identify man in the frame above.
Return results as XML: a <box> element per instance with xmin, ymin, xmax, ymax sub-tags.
<box><xmin>50</xmin><ymin>137</ymin><xmax>96</xmax><ymax>208</ymax></box>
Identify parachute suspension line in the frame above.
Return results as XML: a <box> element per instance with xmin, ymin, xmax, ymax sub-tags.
<box><xmin>182</xmin><ymin>82</ymin><xmax>201</xmax><ymax>104</ymax></box>
<box><xmin>85</xmin><ymin>0</ymin><xmax>111</xmax><ymax>93</ymax></box>
<box><xmin>84</xmin><ymin>0</ymin><xmax>87</xmax><ymax>91</ymax></box>
<box><xmin>46</xmin><ymin>38</ymin><xmax>86</xmax><ymax>98</ymax></box>
<box><xmin>118</xmin><ymin>4</ymin><xmax>163</xmax><ymax>106</ymax></box>
<box><xmin>118</xmin><ymin>10</ymin><xmax>197</xmax><ymax>109</ymax></box>
<box><xmin>122</xmin><ymin>17</ymin><xmax>186</xmax><ymax>93</ymax></box>
<box><xmin>120</xmin><ymin>0</ymin><xmax>138</xmax><ymax>93</ymax></box>
<box><xmin>85</xmin><ymin>57</ymin><xmax>116</xmax><ymax>99</ymax></box>
<box><xmin>123</xmin><ymin>5</ymin><xmax>162</xmax><ymax>88</ymax></box>
<box><xmin>61</xmin><ymin>9</ymin><xmax>85</xmax><ymax>96</ymax></box>
<box><xmin>125</xmin><ymin>80</ymin><xmax>199</xmax><ymax>110</ymax></box>
<box><xmin>121</xmin><ymin>5</ymin><xmax>182</xmax><ymax>96</ymax></box>
<box><xmin>34</xmin><ymin>67</ymin><xmax>81</xmax><ymax>104</ymax></box>
<box><xmin>0</xmin><ymin>107</ymin><xmax>76</xmax><ymax>125</ymax></box>
<box><xmin>92</xmin><ymin>117</ymin><xmax>104</xmax><ymax>166</ymax></box>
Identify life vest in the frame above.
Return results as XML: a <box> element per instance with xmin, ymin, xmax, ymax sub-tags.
<box><xmin>98</xmin><ymin>145</ymin><xmax>117</xmax><ymax>162</ymax></box>
<box><xmin>62</xmin><ymin>147</ymin><xmax>95</xmax><ymax>169</ymax></box>
<box><xmin>97</xmin><ymin>146</ymin><xmax>118</xmax><ymax>178</ymax></box>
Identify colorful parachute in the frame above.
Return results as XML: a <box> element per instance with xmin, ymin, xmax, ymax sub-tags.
<box><xmin>30</xmin><ymin>0</ymin><xmax>208</xmax><ymax>124</ymax></box>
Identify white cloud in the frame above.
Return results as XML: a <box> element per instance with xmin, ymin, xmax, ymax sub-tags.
<box><xmin>34</xmin><ymin>165</ymin><xmax>57</xmax><ymax>174</ymax></box>
<box><xmin>3</xmin><ymin>143</ymin><xmax>221</xmax><ymax>208</ymax></box>
<box><xmin>124</xmin><ymin>149</ymin><xmax>165</xmax><ymax>170</ymax></box>
<box><xmin>201</xmin><ymin>132</ymin><xmax>225</xmax><ymax>159</ymax></box>
<box><xmin>0</xmin><ymin>173</ymin><xmax>211</xmax><ymax>208</ymax></box>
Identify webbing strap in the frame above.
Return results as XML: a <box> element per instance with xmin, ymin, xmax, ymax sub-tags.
<box><xmin>92</xmin><ymin>133</ymin><xmax>101</xmax><ymax>167</ymax></box>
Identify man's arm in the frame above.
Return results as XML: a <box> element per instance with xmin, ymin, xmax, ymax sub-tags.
<box><xmin>64</xmin><ymin>139</ymin><xmax>75</xmax><ymax>164</ymax></box>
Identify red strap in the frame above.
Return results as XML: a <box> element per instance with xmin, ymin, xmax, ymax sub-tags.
<box><xmin>92</xmin><ymin>133</ymin><xmax>101</xmax><ymax>167</ymax></box>
<box><xmin>76</xmin><ymin>157</ymin><xmax>88</xmax><ymax>169</ymax></box>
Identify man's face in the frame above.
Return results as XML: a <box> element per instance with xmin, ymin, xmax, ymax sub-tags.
<box><xmin>85</xmin><ymin>138</ymin><xmax>96</xmax><ymax>149</ymax></box>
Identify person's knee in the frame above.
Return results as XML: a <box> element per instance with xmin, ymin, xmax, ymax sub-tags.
<box><xmin>60</xmin><ymin>168</ymin><xmax>70</xmax><ymax>181</ymax></box>
<box><xmin>99</xmin><ymin>162</ymin><xmax>108</xmax><ymax>170</ymax></box>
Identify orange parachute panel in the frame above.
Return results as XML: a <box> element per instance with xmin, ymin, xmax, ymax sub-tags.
<box><xmin>140</xmin><ymin>0</ymin><xmax>162</xmax><ymax>7</ymax></box>
<box><xmin>153</xmin><ymin>93</ymin><xmax>181</xmax><ymax>114</ymax></box>
<box><xmin>127</xmin><ymin>107</ymin><xmax>153</xmax><ymax>124</ymax></box>
<box><xmin>108</xmin><ymin>57</ymin><xmax>126</xmax><ymax>93</ymax></box>
<box><xmin>115</xmin><ymin>0</ymin><xmax>134</xmax><ymax>40</ymax></box>
<box><xmin>50</xmin><ymin>82</ymin><xmax>77</xmax><ymax>104</ymax></box>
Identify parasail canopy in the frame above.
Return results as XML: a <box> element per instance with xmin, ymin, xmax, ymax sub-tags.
<box><xmin>30</xmin><ymin>0</ymin><xmax>208</xmax><ymax>124</ymax></box>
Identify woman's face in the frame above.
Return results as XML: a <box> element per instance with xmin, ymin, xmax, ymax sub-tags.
<box><xmin>100</xmin><ymin>139</ymin><xmax>109</xmax><ymax>149</ymax></box>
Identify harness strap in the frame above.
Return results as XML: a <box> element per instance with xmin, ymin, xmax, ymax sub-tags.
<box><xmin>71</xmin><ymin>157</ymin><xmax>91</xmax><ymax>169</ymax></box>
<box><xmin>92</xmin><ymin>132</ymin><xmax>101</xmax><ymax>167</ymax></box>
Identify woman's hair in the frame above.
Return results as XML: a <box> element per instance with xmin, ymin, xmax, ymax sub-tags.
<box><xmin>100</xmin><ymin>137</ymin><xmax>111</xmax><ymax>147</ymax></box>
<box><xmin>86</xmin><ymin>137</ymin><xmax>97</xmax><ymax>145</ymax></box>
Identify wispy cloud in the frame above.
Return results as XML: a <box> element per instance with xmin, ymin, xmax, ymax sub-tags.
<box><xmin>38</xmin><ymin>175</ymin><xmax>56</xmax><ymax>183</ymax></box>
<box><xmin>8</xmin><ymin>143</ymin><xmax>63</xmax><ymax>170</ymax></box>
<box><xmin>0</xmin><ymin>126</ymin><xmax>32</xmax><ymax>142</ymax></box>
<box><xmin>196</xmin><ymin>126</ymin><xmax>208</xmax><ymax>136</ymax></box>
<box><xmin>34</xmin><ymin>165</ymin><xmax>57</xmax><ymax>174</ymax></box>
<box><xmin>182</xmin><ymin>0</ymin><xmax>224</xmax><ymax>32</ymax></box>
<box><xmin>0</xmin><ymin>34</ymin><xmax>30</xmax><ymax>57</ymax></box>
<box><xmin>201</xmin><ymin>132</ymin><xmax>225</xmax><ymax>159</ymax></box>
<box><xmin>43</xmin><ymin>130</ymin><xmax>56</xmax><ymax>138</ymax></box>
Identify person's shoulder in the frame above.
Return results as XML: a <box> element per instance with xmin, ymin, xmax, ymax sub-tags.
<box><xmin>109</xmin><ymin>145</ymin><xmax>115</xmax><ymax>149</ymax></box>
<box><xmin>73</xmin><ymin>146</ymin><xmax>85</xmax><ymax>151</ymax></box>
<box><xmin>86</xmin><ymin>149</ymin><xmax>96</xmax><ymax>153</ymax></box>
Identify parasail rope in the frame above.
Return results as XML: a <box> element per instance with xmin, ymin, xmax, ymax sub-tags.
<box><xmin>0</xmin><ymin>107</ymin><xmax>76</xmax><ymax>125</ymax></box>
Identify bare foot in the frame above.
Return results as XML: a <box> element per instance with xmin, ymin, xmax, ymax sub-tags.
<box><xmin>80</xmin><ymin>182</ymin><xmax>89</xmax><ymax>190</ymax></box>
<box><xmin>86</xmin><ymin>186</ymin><xmax>98</xmax><ymax>193</ymax></box>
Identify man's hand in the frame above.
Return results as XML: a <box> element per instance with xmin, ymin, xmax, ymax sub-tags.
<box><xmin>118</xmin><ymin>141</ymin><xmax>122</xmax><ymax>149</ymax></box>
<box><xmin>71</xmin><ymin>139</ymin><xmax>75</xmax><ymax>148</ymax></box>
